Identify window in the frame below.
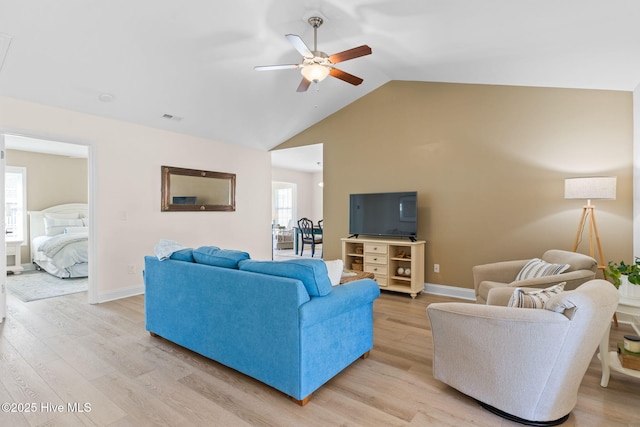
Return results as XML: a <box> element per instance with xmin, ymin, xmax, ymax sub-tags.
<box><xmin>272</xmin><ymin>182</ymin><xmax>296</xmax><ymax>229</ymax></box>
<box><xmin>5</xmin><ymin>166</ymin><xmax>26</xmax><ymax>242</ymax></box>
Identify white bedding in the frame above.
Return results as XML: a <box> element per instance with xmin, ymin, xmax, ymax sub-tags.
<box><xmin>29</xmin><ymin>203</ymin><xmax>89</xmax><ymax>279</ymax></box>
<box><xmin>33</xmin><ymin>234</ymin><xmax>88</xmax><ymax>278</ymax></box>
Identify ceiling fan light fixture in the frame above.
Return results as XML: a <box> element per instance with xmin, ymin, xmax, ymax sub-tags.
<box><xmin>255</xmin><ymin>15</ymin><xmax>371</xmax><ymax>91</ymax></box>
<box><xmin>301</xmin><ymin>64</ymin><xmax>330</xmax><ymax>82</ymax></box>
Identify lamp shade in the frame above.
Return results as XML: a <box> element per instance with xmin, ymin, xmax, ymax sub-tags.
<box><xmin>564</xmin><ymin>177</ymin><xmax>616</xmax><ymax>200</ymax></box>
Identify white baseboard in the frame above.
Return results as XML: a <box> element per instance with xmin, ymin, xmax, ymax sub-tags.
<box><xmin>97</xmin><ymin>284</ymin><xmax>144</xmax><ymax>303</ymax></box>
<box><xmin>423</xmin><ymin>283</ymin><xmax>476</xmax><ymax>301</ymax></box>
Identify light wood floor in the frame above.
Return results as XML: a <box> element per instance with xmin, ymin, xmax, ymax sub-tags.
<box><xmin>1</xmin><ymin>289</ymin><xmax>639</xmax><ymax>426</ymax></box>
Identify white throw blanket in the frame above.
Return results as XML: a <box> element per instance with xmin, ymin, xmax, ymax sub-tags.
<box><xmin>154</xmin><ymin>239</ymin><xmax>184</xmax><ymax>260</ymax></box>
<box><xmin>40</xmin><ymin>232</ymin><xmax>88</xmax><ymax>258</ymax></box>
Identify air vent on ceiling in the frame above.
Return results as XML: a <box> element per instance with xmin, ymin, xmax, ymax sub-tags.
<box><xmin>161</xmin><ymin>113</ymin><xmax>183</xmax><ymax>122</ymax></box>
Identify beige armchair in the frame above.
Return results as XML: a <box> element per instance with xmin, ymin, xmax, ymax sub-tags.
<box><xmin>473</xmin><ymin>249</ymin><xmax>597</xmax><ymax>304</ymax></box>
<box><xmin>427</xmin><ymin>279</ymin><xmax>618</xmax><ymax>426</ymax></box>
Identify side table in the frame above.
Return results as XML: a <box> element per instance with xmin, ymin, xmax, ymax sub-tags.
<box><xmin>6</xmin><ymin>238</ymin><xmax>24</xmax><ymax>274</ymax></box>
<box><xmin>599</xmin><ymin>295</ymin><xmax>640</xmax><ymax>387</ymax></box>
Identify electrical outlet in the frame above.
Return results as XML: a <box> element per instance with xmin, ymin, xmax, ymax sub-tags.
<box><xmin>127</xmin><ymin>264</ymin><xmax>136</xmax><ymax>275</ymax></box>
<box><xmin>434</xmin><ymin>264</ymin><xmax>440</xmax><ymax>273</ymax></box>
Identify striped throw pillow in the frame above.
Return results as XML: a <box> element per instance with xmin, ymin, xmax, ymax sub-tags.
<box><xmin>507</xmin><ymin>283</ymin><xmax>566</xmax><ymax>309</ymax></box>
<box><xmin>515</xmin><ymin>258</ymin><xmax>570</xmax><ymax>281</ymax></box>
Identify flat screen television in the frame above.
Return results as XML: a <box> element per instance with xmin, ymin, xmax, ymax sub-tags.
<box><xmin>349</xmin><ymin>191</ymin><xmax>418</xmax><ymax>240</ymax></box>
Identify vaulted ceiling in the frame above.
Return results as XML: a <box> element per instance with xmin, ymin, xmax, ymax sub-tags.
<box><xmin>1</xmin><ymin>1</ymin><xmax>639</xmax><ymax>152</ymax></box>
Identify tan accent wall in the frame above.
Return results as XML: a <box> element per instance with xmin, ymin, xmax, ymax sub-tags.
<box><xmin>7</xmin><ymin>149</ymin><xmax>88</xmax><ymax>209</ymax></box>
<box><xmin>6</xmin><ymin>149</ymin><xmax>88</xmax><ymax>262</ymax></box>
<box><xmin>275</xmin><ymin>81</ymin><xmax>633</xmax><ymax>289</ymax></box>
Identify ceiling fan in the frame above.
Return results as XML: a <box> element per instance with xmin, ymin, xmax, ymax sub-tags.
<box><xmin>255</xmin><ymin>16</ymin><xmax>372</xmax><ymax>92</ymax></box>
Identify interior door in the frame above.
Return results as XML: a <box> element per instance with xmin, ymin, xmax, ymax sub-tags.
<box><xmin>0</xmin><ymin>135</ymin><xmax>6</xmax><ymax>322</ymax></box>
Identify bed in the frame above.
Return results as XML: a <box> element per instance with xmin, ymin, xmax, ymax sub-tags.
<box><xmin>28</xmin><ymin>203</ymin><xmax>89</xmax><ymax>278</ymax></box>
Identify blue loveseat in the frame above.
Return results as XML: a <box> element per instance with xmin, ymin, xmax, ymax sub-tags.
<box><xmin>143</xmin><ymin>247</ymin><xmax>380</xmax><ymax>405</ymax></box>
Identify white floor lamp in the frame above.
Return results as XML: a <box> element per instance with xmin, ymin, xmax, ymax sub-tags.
<box><xmin>564</xmin><ymin>176</ymin><xmax>617</xmax><ymax>272</ymax></box>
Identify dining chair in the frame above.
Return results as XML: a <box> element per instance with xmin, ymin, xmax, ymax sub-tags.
<box><xmin>297</xmin><ymin>218</ymin><xmax>322</xmax><ymax>258</ymax></box>
<box><xmin>317</xmin><ymin>219</ymin><xmax>324</xmax><ymax>258</ymax></box>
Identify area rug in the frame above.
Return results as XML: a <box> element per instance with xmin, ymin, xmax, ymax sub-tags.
<box><xmin>7</xmin><ymin>271</ymin><xmax>87</xmax><ymax>302</ymax></box>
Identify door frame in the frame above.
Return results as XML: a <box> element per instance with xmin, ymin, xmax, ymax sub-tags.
<box><xmin>0</xmin><ymin>130</ymin><xmax>97</xmax><ymax>304</ymax></box>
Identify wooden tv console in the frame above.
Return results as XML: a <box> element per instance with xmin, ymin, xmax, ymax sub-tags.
<box><xmin>341</xmin><ymin>237</ymin><xmax>425</xmax><ymax>298</ymax></box>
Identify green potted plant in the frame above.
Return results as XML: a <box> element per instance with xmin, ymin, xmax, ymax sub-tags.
<box><xmin>606</xmin><ymin>260</ymin><xmax>640</xmax><ymax>297</ymax></box>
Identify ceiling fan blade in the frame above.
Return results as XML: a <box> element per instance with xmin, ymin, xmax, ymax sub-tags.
<box><xmin>329</xmin><ymin>68</ymin><xmax>364</xmax><ymax>86</ymax></box>
<box><xmin>285</xmin><ymin>34</ymin><xmax>313</xmax><ymax>58</ymax></box>
<box><xmin>254</xmin><ymin>64</ymin><xmax>300</xmax><ymax>71</ymax></box>
<box><xmin>296</xmin><ymin>77</ymin><xmax>311</xmax><ymax>92</ymax></box>
<box><xmin>329</xmin><ymin>45</ymin><xmax>372</xmax><ymax>64</ymax></box>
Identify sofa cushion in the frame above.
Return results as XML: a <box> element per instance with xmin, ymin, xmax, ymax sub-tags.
<box><xmin>507</xmin><ymin>283</ymin><xmax>566</xmax><ymax>309</ymax></box>
<box><xmin>544</xmin><ymin>291</ymin><xmax>578</xmax><ymax>319</ymax></box>
<box><xmin>193</xmin><ymin>246</ymin><xmax>249</xmax><ymax>269</ymax></box>
<box><xmin>169</xmin><ymin>248</ymin><xmax>195</xmax><ymax>262</ymax></box>
<box><xmin>515</xmin><ymin>258</ymin><xmax>570</xmax><ymax>281</ymax></box>
<box><xmin>324</xmin><ymin>259</ymin><xmax>344</xmax><ymax>286</ymax></box>
<box><xmin>542</xmin><ymin>249</ymin><xmax>597</xmax><ymax>272</ymax></box>
<box><xmin>238</xmin><ymin>259</ymin><xmax>333</xmax><ymax>296</ymax></box>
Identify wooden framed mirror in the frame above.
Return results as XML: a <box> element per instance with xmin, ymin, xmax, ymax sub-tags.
<box><xmin>161</xmin><ymin>166</ymin><xmax>236</xmax><ymax>211</ymax></box>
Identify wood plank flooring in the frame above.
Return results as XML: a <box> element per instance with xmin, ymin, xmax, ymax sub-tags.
<box><xmin>1</xmin><ymin>289</ymin><xmax>639</xmax><ymax>426</ymax></box>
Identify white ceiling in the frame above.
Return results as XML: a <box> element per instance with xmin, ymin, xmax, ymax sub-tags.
<box><xmin>1</xmin><ymin>0</ymin><xmax>639</xmax><ymax>155</ymax></box>
<box><xmin>5</xmin><ymin>134</ymin><xmax>88</xmax><ymax>158</ymax></box>
<box><xmin>271</xmin><ymin>143</ymin><xmax>323</xmax><ymax>173</ymax></box>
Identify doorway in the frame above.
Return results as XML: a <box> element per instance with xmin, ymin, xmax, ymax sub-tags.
<box><xmin>2</xmin><ymin>133</ymin><xmax>94</xmax><ymax>303</ymax></box>
<box><xmin>271</xmin><ymin>143</ymin><xmax>323</xmax><ymax>260</ymax></box>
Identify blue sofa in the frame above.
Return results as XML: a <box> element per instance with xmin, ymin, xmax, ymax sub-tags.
<box><xmin>143</xmin><ymin>247</ymin><xmax>380</xmax><ymax>405</ymax></box>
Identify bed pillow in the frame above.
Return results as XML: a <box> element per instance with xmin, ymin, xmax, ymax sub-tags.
<box><xmin>64</xmin><ymin>226</ymin><xmax>88</xmax><ymax>234</ymax></box>
<box><xmin>507</xmin><ymin>283</ymin><xmax>566</xmax><ymax>309</ymax></box>
<box><xmin>193</xmin><ymin>246</ymin><xmax>249</xmax><ymax>269</ymax></box>
<box><xmin>238</xmin><ymin>258</ymin><xmax>332</xmax><ymax>297</ymax></box>
<box><xmin>44</xmin><ymin>217</ymin><xmax>84</xmax><ymax>236</ymax></box>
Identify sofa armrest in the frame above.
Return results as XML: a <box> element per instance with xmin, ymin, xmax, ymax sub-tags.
<box><xmin>427</xmin><ymin>302</ymin><xmax>570</xmax><ymax>413</ymax></box>
<box><xmin>472</xmin><ymin>259</ymin><xmax>529</xmax><ymax>294</ymax></box>
<box><xmin>485</xmin><ymin>286</ymin><xmax>516</xmax><ymax>306</ymax></box>
<box><xmin>508</xmin><ymin>269</ymin><xmax>596</xmax><ymax>291</ymax></box>
<box><xmin>299</xmin><ymin>279</ymin><xmax>380</xmax><ymax>328</ymax></box>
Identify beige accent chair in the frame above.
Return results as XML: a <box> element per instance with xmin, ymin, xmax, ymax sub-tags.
<box><xmin>427</xmin><ymin>279</ymin><xmax>618</xmax><ymax>426</ymax></box>
<box><xmin>473</xmin><ymin>250</ymin><xmax>597</xmax><ymax>304</ymax></box>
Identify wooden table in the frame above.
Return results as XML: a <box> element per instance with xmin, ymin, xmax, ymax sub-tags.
<box><xmin>340</xmin><ymin>270</ymin><xmax>375</xmax><ymax>284</ymax></box>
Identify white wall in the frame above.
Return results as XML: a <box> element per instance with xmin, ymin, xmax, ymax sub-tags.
<box><xmin>272</xmin><ymin>167</ymin><xmax>323</xmax><ymax>224</ymax></box>
<box><xmin>635</xmin><ymin>83</ymin><xmax>640</xmax><ymax>259</ymax></box>
<box><xmin>311</xmin><ymin>171</ymin><xmax>323</xmax><ymax>223</ymax></box>
<box><xmin>0</xmin><ymin>96</ymin><xmax>272</xmax><ymax>302</ymax></box>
